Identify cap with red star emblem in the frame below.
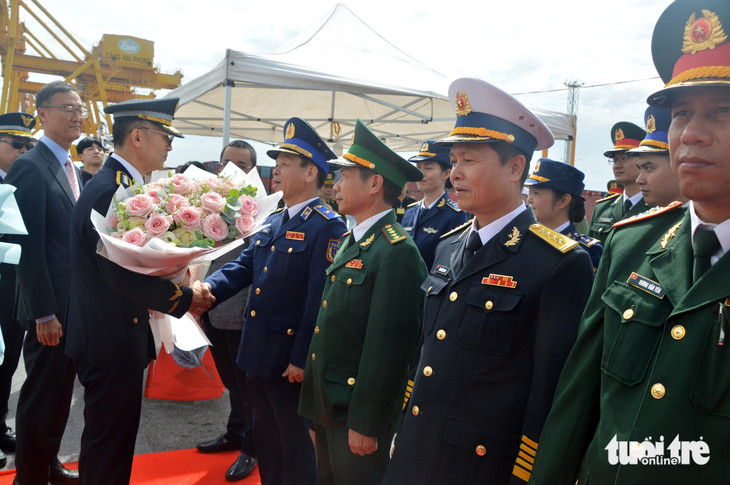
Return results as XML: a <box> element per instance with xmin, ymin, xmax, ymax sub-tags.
<box><xmin>603</xmin><ymin>122</ymin><xmax>646</xmax><ymax>157</ymax></box>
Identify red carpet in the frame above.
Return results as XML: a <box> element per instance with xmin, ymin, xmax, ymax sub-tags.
<box><xmin>0</xmin><ymin>449</ymin><xmax>261</xmax><ymax>485</ymax></box>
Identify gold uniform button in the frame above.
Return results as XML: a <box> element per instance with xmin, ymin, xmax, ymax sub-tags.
<box><xmin>476</xmin><ymin>445</ymin><xmax>486</xmax><ymax>456</ymax></box>
<box><xmin>255</xmin><ymin>288</ymin><xmax>261</xmax><ymax>295</ymax></box>
<box><xmin>271</xmin><ymin>245</ymin><xmax>275</xmax><ymax>252</ymax></box>
<box><xmin>331</xmin><ymin>275</ymin><xmax>336</xmax><ymax>282</ymax></box>
<box><xmin>651</xmin><ymin>383</ymin><xmax>666</xmax><ymax>399</ymax></box>
<box><xmin>256</xmin><ymin>240</ymin><xmax>260</xmax><ymax>245</ymax></box>
<box><xmin>288</xmin><ymin>247</ymin><xmax>293</xmax><ymax>253</ymax></box>
<box><xmin>423</xmin><ymin>366</ymin><xmax>433</xmax><ymax>377</ymax></box>
<box><xmin>133</xmin><ymin>317</ymin><xmax>138</xmax><ymax>324</ymax></box>
<box><xmin>427</xmin><ymin>286</ymin><xmax>432</xmax><ymax>293</ymax></box>
<box><xmin>671</xmin><ymin>325</ymin><xmax>686</xmax><ymax>340</ymax></box>
<box><xmin>623</xmin><ymin>309</ymin><xmax>634</xmax><ymax>320</ymax></box>
<box><xmin>312</xmin><ymin>353</ymin><xmax>316</xmax><ymax>361</ymax></box>
<box><xmin>412</xmin><ymin>406</ymin><xmax>420</xmax><ymax>416</ymax></box>
<box><xmin>263</xmin><ymin>266</ymin><xmax>268</xmax><ymax>273</ymax></box>
<box><xmin>314</xmin><ymin>326</ymin><xmax>320</xmax><ymax>334</ymax></box>
<box><xmin>449</xmin><ymin>292</ymin><xmax>458</xmax><ymax>301</ymax></box>
<box><xmin>347</xmin><ymin>278</ymin><xmax>352</xmax><ymax>285</ymax></box>
<box><xmin>323</xmin><ymin>300</ymin><xmax>327</xmax><ymax>308</ymax></box>
<box><xmin>347</xmin><ymin>377</ymin><xmax>356</xmax><ymax>385</ymax></box>
<box><xmin>250</xmin><ymin>310</ymin><xmax>256</xmax><ymax>317</ymax></box>
<box><xmin>287</xmin><ymin>329</ymin><xmax>293</xmax><ymax>335</ymax></box>
<box><xmin>485</xmin><ymin>301</ymin><xmax>494</xmax><ymax>310</ymax></box>
<box><xmin>437</xmin><ymin>330</ymin><xmax>446</xmax><ymax>340</ymax></box>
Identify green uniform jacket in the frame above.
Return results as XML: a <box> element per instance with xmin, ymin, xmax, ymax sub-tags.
<box><xmin>529</xmin><ymin>204</ymin><xmax>730</xmax><ymax>484</ymax></box>
<box><xmin>588</xmin><ymin>193</ymin><xmax>652</xmax><ymax>246</ymax></box>
<box><xmin>298</xmin><ymin>211</ymin><xmax>428</xmax><ymax>438</ymax></box>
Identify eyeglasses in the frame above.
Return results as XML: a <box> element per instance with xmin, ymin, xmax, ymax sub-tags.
<box><xmin>140</xmin><ymin>127</ymin><xmax>174</xmax><ymax>146</ymax></box>
<box><xmin>0</xmin><ymin>138</ymin><xmax>34</xmax><ymax>150</ymax></box>
<box><xmin>608</xmin><ymin>154</ymin><xmax>631</xmax><ymax>165</ymax></box>
<box><xmin>40</xmin><ymin>105</ymin><xmax>89</xmax><ymax>118</ymax></box>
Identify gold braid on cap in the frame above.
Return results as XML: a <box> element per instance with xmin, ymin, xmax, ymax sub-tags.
<box><xmin>640</xmin><ymin>139</ymin><xmax>669</xmax><ymax>149</ymax></box>
<box><xmin>343</xmin><ymin>152</ymin><xmax>376</xmax><ymax>170</ymax></box>
<box><xmin>279</xmin><ymin>143</ymin><xmax>313</xmax><ymax>159</ymax></box>
<box><xmin>448</xmin><ymin>127</ymin><xmax>515</xmax><ymax>143</ymax></box>
<box><xmin>665</xmin><ymin>66</ymin><xmax>730</xmax><ymax>87</ymax></box>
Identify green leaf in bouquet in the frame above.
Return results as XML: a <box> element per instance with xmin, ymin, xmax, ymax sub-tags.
<box><xmin>227</xmin><ymin>188</ymin><xmax>240</xmax><ymax>199</ymax></box>
<box><xmin>105</xmin><ymin>227</ymin><xmax>117</xmax><ymax>234</ymax></box>
<box><xmin>240</xmin><ymin>185</ymin><xmax>258</xmax><ymax>197</ymax></box>
<box><xmin>221</xmin><ymin>212</ymin><xmax>236</xmax><ymax>225</ymax></box>
<box><xmin>226</xmin><ymin>200</ymin><xmax>242</xmax><ymax>213</ymax></box>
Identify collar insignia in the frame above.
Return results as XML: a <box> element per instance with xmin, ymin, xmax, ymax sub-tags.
<box><xmin>455</xmin><ymin>90</ymin><xmax>473</xmax><ymax>117</ymax></box>
<box><xmin>504</xmin><ymin>226</ymin><xmax>521</xmax><ymax>247</ymax></box>
<box><xmin>660</xmin><ymin>221</ymin><xmax>682</xmax><ymax>249</ymax></box>
<box><xmin>360</xmin><ymin>234</ymin><xmax>375</xmax><ymax>247</ymax></box>
<box><xmin>285</xmin><ymin>123</ymin><xmax>295</xmax><ymax>140</ymax></box>
<box><xmin>683</xmin><ymin>10</ymin><xmax>727</xmax><ymax>55</ymax></box>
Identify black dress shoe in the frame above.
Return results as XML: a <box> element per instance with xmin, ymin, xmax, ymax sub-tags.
<box><xmin>0</xmin><ymin>428</ymin><xmax>15</xmax><ymax>452</ymax></box>
<box><xmin>225</xmin><ymin>453</ymin><xmax>257</xmax><ymax>481</ymax></box>
<box><xmin>196</xmin><ymin>433</ymin><xmax>241</xmax><ymax>453</ymax></box>
<box><xmin>0</xmin><ymin>448</ymin><xmax>6</xmax><ymax>468</ymax></box>
<box><xmin>49</xmin><ymin>459</ymin><xmax>79</xmax><ymax>485</ymax></box>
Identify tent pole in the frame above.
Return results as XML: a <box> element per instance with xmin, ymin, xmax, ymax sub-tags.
<box><xmin>223</xmin><ymin>80</ymin><xmax>233</xmax><ymax>147</ymax></box>
<box><xmin>570</xmin><ymin>114</ymin><xmax>578</xmax><ymax>166</ymax></box>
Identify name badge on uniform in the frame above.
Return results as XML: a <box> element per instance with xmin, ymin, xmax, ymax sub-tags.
<box><xmin>627</xmin><ymin>272</ymin><xmax>665</xmax><ymax>299</ymax></box>
<box><xmin>435</xmin><ymin>265</ymin><xmax>450</xmax><ymax>276</ymax></box>
<box><xmin>286</xmin><ymin>231</ymin><xmax>305</xmax><ymax>241</ymax></box>
<box><xmin>599</xmin><ymin>217</ymin><xmax>614</xmax><ymax>223</ymax></box>
<box><xmin>396</xmin><ymin>208</ymin><xmax>405</xmax><ymax>214</ymax></box>
<box><xmin>482</xmin><ymin>274</ymin><xmax>517</xmax><ymax>289</ymax></box>
<box><xmin>346</xmin><ymin>259</ymin><xmax>363</xmax><ymax>269</ymax></box>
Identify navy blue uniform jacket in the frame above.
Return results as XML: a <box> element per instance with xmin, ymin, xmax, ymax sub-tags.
<box><xmin>206</xmin><ymin>199</ymin><xmax>347</xmax><ymax>380</ymax></box>
<box><xmin>401</xmin><ymin>192</ymin><xmax>467</xmax><ymax>270</ymax></box>
<box><xmin>561</xmin><ymin>222</ymin><xmax>603</xmax><ymax>273</ymax></box>
<box><xmin>66</xmin><ymin>157</ymin><xmax>193</xmax><ymax>372</ymax></box>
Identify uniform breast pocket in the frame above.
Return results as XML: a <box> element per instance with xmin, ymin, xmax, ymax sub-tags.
<box><xmin>421</xmin><ymin>274</ymin><xmax>450</xmax><ymax>335</ymax></box>
<box><xmin>690</xmin><ymin>308</ymin><xmax>730</xmax><ymax>418</ymax></box>
<box><xmin>332</xmin><ymin>270</ymin><xmax>368</xmax><ymax>317</ymax></box>
<box><xmin>457</xmin><ymin>284</ymin><xmax>522</xmax><ymax>355</ymax></box>
<box><xmin>272</xmin><ymin>240</ymin><xmax>308</xmax><ymax>280</ymax></box>
<box><xmin>600</xmin><ymin>281</ymin><xmax>671</xmax><ymax>386</ymax></box>
<box><xmin>252</xmin><ymin>234</ymin><xmax>272</xmax><ymax>271</ymax></box>
<box><xmin>589</xmin><ymin>220</ymin><xmax>613</xmax><ymax>238</ymax></box>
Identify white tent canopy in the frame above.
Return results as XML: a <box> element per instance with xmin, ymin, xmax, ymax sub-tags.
<box><xmin>166</xmin><ymin>3</ymin><xmax>574</xmax><ymax>154</ymax></box>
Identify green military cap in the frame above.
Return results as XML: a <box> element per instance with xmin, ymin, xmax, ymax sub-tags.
<box><xmin>328</xmin><ymin>118</ymin><xmax>423</xmax><ymax>190</ymax></box>
<box><xmin>603</xmin><ymin>122</ymin><xmax>646</xmax><ymax>157</ymax></box>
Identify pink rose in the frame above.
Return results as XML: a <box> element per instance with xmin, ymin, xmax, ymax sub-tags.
<box><xmin>170</xmin><ymin>174</ymin><xmax>194</xmax><ymax>195</ymax></box>
<box><xmin>166</xmin><ymin>194</ymin><xmax>189</xmax><ymax>213</ymax></box>
<box><xmin>125</xmin><ymin>194</ymin><xmax>155</xmax><ymax>218</ymax></box>
<box><xmin>145</xmin><ymin>189</ymin><xmax>161</xmax><ymax>205</ymax></box>
<box><xmin>218</xmin><ymin>179</ymin><xmax>235</xmax><ymax>196</ymax></box>
<box><xmin>235</xmin><ymin>213</ymin><xmax>255</xmax><ymax>236</ymax></box>
<box><xmin>173</xmin><ymin>206</ymin><xmax>203</xmax><ymax>229</ymax></box>
<box><xmin>108</xmin><ymin>214</ymin><xmax>120</xmax><ymax>228</ymax></box>
<box><xmin>200</xmin><ymin>192</ymin><xmax>226</xmax><ymax>214</ymax></box>
<box><xmin>122</xmin><ymin>227</ymin><xmax>147</xmax><ymax>247</ymax></box>
<box><xmin>145</xmin><ymin>212</ymin><xmax>174</xmax><ymax>238</ymax></box>
<box><xmin>204</xmin><ymin>177</ymin><xmax>220</xmax><ymax>191</ymax></box>
<box><xmin>239</xmin><ymin>196</ymin><xmax>259</xmax><ymax>216</ymax></box>
<box><xmin>201</xmin><ymin>214</ymin><xmax>229</xmax><ymax>241</ymax></box>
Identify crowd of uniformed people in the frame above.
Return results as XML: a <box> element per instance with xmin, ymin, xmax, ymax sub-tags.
<box><xmin>1</xmin><ymin>0</ymin><xmax>729</xmax><ymax>483</ymax></box>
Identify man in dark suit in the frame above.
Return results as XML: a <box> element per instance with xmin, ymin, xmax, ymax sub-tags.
<box><xmin>0</xmin><ymin>112</ymin><xmax>37</xmax><ymax>466</ymax></box>
<box><xmin>5</xmin><ymin>82</ymin><xmax>85</xmax><ymax>485</ymax></box>
<box><xmin>198</xmin><ymin>117</ymin><xmax>347</xmax><ymax>485</ymax></box>
<box><xmin>382</xmin><ymin>78</ymin><xmax>594</xmax><ymax>485</ymax></box>
<box><xmin>66</xmin><ymin>98</ymin><xmax>212</xmax><ymax>485</ymax></box>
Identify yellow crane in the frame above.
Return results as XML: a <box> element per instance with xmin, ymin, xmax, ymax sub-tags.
<box><xmin>0</xmin><ymin>0</ymin><xmax>182</xmax><ymax>149</ymax></box>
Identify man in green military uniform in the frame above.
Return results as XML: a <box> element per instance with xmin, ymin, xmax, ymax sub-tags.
<box><xmin>588</xmin><ymin>122</ymin><xmax>651</xmax><ymax>245</ymax></box>
<box><xmin>298</xmin><ymin>118</ymin><xmax>427</xmax><ymax>485</ymax></box>
<box><xmin>528</xmin><ymin>1</ymin><xmax>730</xmax><ymax>483</ymax></box>
<box><xmin>320</xmin><ymin>172</ymin><xmax>340</xmax><ymax>214</ymax></box>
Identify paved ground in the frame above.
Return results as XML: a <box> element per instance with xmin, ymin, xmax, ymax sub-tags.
<box><xmin>4</xmin><ymin>354</ymin><xmax>233</xmax><ymax>470</ymax></box>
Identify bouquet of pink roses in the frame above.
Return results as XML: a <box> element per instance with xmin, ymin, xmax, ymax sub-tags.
<box><xmin>90</xmin><ymin>162</ymin><xmax>282</xmax><ymax>357</ymax></box>
<box><xmin>108</xmin><ymin>171</ymin><xmax>261</xmax><ymax>249</ymax></box>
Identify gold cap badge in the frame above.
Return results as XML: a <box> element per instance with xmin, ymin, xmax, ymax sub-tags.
<box><xmin>285</xmin><ymin>123</ymin><xmax>295</xmax><ymax>140</ymax></box>
<box><xmin>682</xmin><ymin>10</ymin><xmax>727</xmax><ymax>55</ymax></box>
<box><xmin>455</xmin><ymin>91</ymin><xmax>473</xmax><ymax>117</ymax></box>
<box><xmin>615</xmin><ymin>128</ymin><xmax>625</xmax><ymax>142</ymax></box>
<box><xmin>421</xmin><ymin>142</ymin><xmax>429</xmax><ymax>152</ymax></box>
<box><xmin>21</xmin><ymin>115</ymin><xmax>33</xmax><ymax>127</ymax></box>
<box><xmin>646</xmin><ymin>115</ymin><xmax>656</xmax><ymax>134</ymax></box>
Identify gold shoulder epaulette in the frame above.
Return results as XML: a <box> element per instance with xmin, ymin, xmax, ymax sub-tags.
<box><xmin>115</xmin><ymin>171</ymin><xmax>131</xmax><ymax>188</ymax></box>
<box><xmin>440</xmin><ymin>219</ymin><xmax>473</xmax><ymax>239</ymax></box>
<box><xmin>272</xmin><ymin>207</ymin><xmax>285</xmax><ymax>214</ymax></box>
<box><xmin>613</xmin><ymin>201</ymin><xmax>683</xmax><ymax>228</ymax></box>
<box><xmin>595</xmin><ymin>192</ymin><xmax>621</xmax><ymax>204</ymax></box>
<box><xmin>445</xmin><ymin>199</ymin><xmax>461</xmax><ymax>211</ymax></box>
<box><xmin>529</xmin><ymin>223</ymin><xmax>578</xmax><ymax>253</ymax></box>
<box><xmin>314</xmin><ymin>205</ymin><xmax>338</xmax><ymax>220</ymax></box>
<box><xmin>382</xmin><ymin>224</ymin><xmax>408</xmax><ymax>245</ymax></box>
<box><xmin>578</xmin><ymin>235</ymin><xmax>600</xmax><ymax>248</ymax></box>
<box><xmin>407</xmin><ymin>201</ymin><xmax>420</xmax><ymax>208</ymax></box>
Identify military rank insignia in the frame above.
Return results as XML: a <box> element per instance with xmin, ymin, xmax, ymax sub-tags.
<box><xmin>345</xmin><ymin>259</ymin><xmax>363</xmax><ymax>269</ymax></box>
<box><xmin>434</xmin><ymin>265</ymin><xmax>450</xmax><ymax>276</ymax></box>
<box><xmin>627</xmin><ymin>272</ymin><xmax>665</xmax><ymax>299</ymax></box>
<box><xmin>326</xmin><ymin>239</ymin><xmax>341</xmax><ymax>263</ymax></box>
<box><xmin>423</xmin><ymin>227</ymin><xmax>438</xmax><ymax>234</ymax></box>
<box><xmin>482</xmin><ymin>274</ymin><xmax>517</xmax><ymax>289</ymax></box>
<box><xmin>301</xmin><ymin>207</ymin><xmax>313</xmax><ymax>220</ymax></box>
<box><xmin>286</xmin><ymin>231</ymin><xmax>305</xmax><ymax>241</ymax></box>
<box><xmin>116</xmin><ymin>171</ymin><xmax>131</xmax><ymax>188</ymax></box>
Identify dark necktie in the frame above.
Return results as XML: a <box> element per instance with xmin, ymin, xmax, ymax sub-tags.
<box><xmin>693</xmin><ymin>228</ymin><xmax>721</xmax><ymax>283</ymax></box>
<box><xmin>623</xmin><ymin>199</ymin><xmax>632</xmax><ymax>216</ymax></box>
<box><xmin>281</xmin><ymin>209</ymin><xmax>290</xmax><ymax>224</ymax></box>
<box><xmin>416</xmin><ymin>206</ymin><xmax>428</xmax><ymax>227</ymax></box>
<box><xmin>462</xmin><ymin>231</ymin><xmax>483</xmax><ymax>266</ymax></box>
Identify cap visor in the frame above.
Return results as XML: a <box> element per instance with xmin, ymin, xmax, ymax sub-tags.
<box><xmin>434</xmin><ymin>135</ymin><xmax>504</xmax><ymax>146</ymax></box>
<box><xmin>648</xmin><ymin>80</ymin><xmax>730</xmax><ymax>107</ymax></box>
<box><xmin>626</xmin><ymin>146</ymin><xmax>668</xmax><ymax>154</ymax></box>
